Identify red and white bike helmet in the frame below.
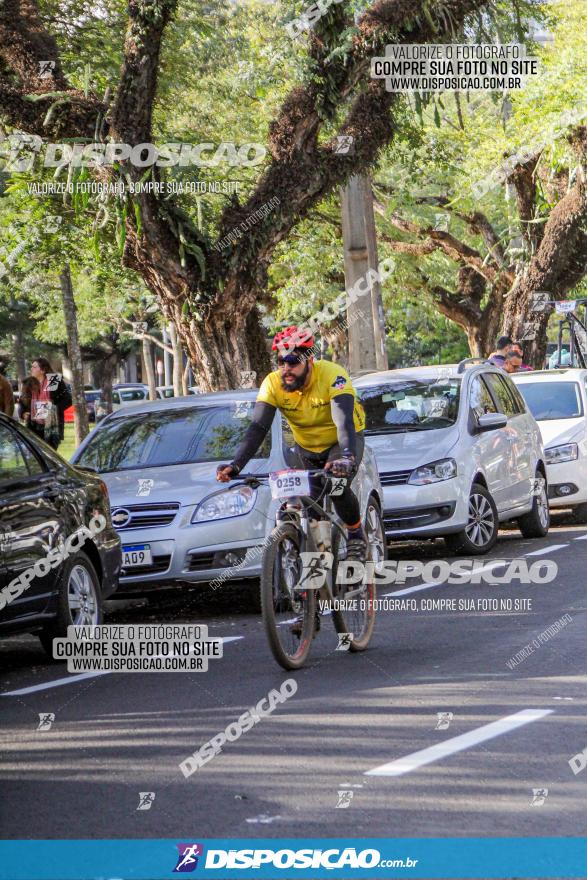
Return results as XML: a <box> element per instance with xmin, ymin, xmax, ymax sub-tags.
<box><xmin>272</xmin><ymin>325</ymin><xmax>315</xmax><ymax>353</ymax></box>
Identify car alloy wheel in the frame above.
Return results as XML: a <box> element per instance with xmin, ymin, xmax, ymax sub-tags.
<box><xmin>365</xmin><ymin>500</ymin><xmax>386</xmax><ymax>564</ymax></box>
<box><xmin>464</xmin><ymin>492</ymin><xmax>496</xmax><ymax>548</ymax></box>
<box><xmin>67</xmin><ymin>563</ymin><xmax>99</xmax><ymax>626</ymax></box>
<box><xmin>535</xmin><ymin>478</ymin><xmax>549</xmax><ymax>529</ymax></box>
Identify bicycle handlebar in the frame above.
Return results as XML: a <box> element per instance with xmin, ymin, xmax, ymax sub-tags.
<box><xmin>233</xmin><ymin>469</ymin><xmax>330</xmax><ymax>481</ymax></box>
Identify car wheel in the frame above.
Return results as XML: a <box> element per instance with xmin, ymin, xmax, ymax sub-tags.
<box><xmin>365</xmin><ymin>496</ymin><xmax>388</xmax><ymax>564</ymax></box>
<box><xmin>445</xmin><ymin>483</ymin><xmax>499</xmax><ymax>556</ymax></box>
<box><xmin>39</xmin><ymin>551</ymin><xmax>103</xmax><ymax>659</ymax></box>
<box><xmin>571</xmin><ymin>503</ymin><xmax>587</xmax><ymax>524</ymax></box>
<box><xmin>517</xmin><ymin>472</ymin><xmax>550</xmax><ymax>538</ymax></box>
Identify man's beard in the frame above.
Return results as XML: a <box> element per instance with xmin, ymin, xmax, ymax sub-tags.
<box><xmin>280</xmin><ymin>360</ymin><xmax>310</xmax><ymax>391</ymax></box>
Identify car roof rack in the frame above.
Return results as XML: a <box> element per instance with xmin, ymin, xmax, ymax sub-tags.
<box><xmin>457</xmin><ymin>357</ymin><xmax>490</xmax><ymax>374</ymax></box>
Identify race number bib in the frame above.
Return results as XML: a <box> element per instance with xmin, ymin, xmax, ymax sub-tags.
<box><xmin>269</xmin><ymin>469</ymin><xmax>311</xmax><ymax>500</ymax></box>
<box><xmin>32</xmin><ymin>400</ymin><xmax>51</xmax><ymax>421</ymax></box>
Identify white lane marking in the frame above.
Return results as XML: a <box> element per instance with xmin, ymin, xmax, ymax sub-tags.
<box><xmin>525</xmin><ymin>544</ymin><xmax>568</xmax><ymax>556</ymax></box>
<box><xmin>381</xmin><ymin>561</ymin><xmax>505</xmax><ymax>598</ymax></box>
<box><xmin>365</xmin><ymin>709</ymin><xmax>553</xmax><ymax>777</ymax></box>
<box><xmin>1</xmin><ymin>636</ymin><xmax>244</xmax><ymax>696</ymax></box>
<box><xmin>1</xmin><ymin>671</ymin><xmax>109</xmax><ymax>696</ymax></box>
<box><xmin>381</xmin><ymin>545</ymin><xmax>574</xmax><ymax>597</ymax></box>
<box><xmin>573</xmin><ymin>535</ymin><xmax>587</xmax><ymax>541</ymax></box>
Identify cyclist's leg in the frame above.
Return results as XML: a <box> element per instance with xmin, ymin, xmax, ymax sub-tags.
<box><xmin>326</xmin><ymin>433</ymin><xmax>367</xmax><ymax>560</ymax></box>
<box><xmin>288</xmin><ymin>444</ymin><xmax>328</xmax><ymax>636</ymax></box>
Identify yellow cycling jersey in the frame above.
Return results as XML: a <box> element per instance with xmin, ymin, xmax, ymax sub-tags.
<box><xmin>257</xmin><ymin>360</ymin><xmax>365</xmax><ymax>453</ymax></box>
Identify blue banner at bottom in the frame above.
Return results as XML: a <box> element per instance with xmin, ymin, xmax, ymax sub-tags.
<box><xmin>0</xmin><ymin>838</ymin><xmax>585</xmax><ymax>880</ymax></box>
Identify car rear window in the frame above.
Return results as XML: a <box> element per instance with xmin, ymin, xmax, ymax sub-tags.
<box><xmin>74</xmin><ymin>403</ymin><xmax>270</xmax><ymax>472</ymax></box>
<box><xmin>516</xmin><ymin>381</ymin><xmax>583</xmax><ymax>420</ymax></box>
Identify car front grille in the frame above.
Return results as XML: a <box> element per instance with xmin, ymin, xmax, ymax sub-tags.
<box><xmin>379</xmin><ymin>469</ymin><xmax>413</xmax><ymax>486</ymax></box>
<box><xmin>121</xmin><ymin>554</ymin><xmax>172</xmax><ymax>577</ymax></box>
<box><xmin>383</xmin><ymin>503</ymin><xmax>455</xmax><ymax>533</ymax></box>
<box><xmin>111</xmin><ymin>502</ymin><xmax>180</xmax><ymax>531</ymax></box>
<box><xmin>186</xmin><ymin>551</ymin><xmax>217</xmax><ymax>571</ymax></box>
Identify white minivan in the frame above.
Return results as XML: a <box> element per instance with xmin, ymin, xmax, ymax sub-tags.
<box><xmin>355</xmin><ymin>361</ymin><xmax>549</xmax><ymax>554</ymax></box>
<box><xmin>513</xmin><ymin>368</ymin><xmax>587</xmax><ymax>522</ymax></box>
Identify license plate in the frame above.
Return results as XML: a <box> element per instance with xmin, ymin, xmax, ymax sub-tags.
<box><xmin>269</xmin><ymin>469</ymin><xmax>311</xmax><ymax>500</ymax></box>
<box><xmin>122</xmin><ymin>544</ymin><xmax>152</xmax><ymax>567</ymax></box>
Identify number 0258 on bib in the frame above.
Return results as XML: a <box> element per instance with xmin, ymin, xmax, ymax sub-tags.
<box><xmin>268</xmin><ymin>469</ymin><xmax>311</xmax><ymax>500</ymax></box>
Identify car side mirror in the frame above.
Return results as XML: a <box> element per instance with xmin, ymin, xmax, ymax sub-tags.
<box><xmin>477</xmin><ymin>412</ymin><xmax>507</xmax><ymax>431</ymax></box>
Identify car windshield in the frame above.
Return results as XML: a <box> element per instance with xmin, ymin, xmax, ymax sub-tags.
<box><xmin>516</xmin><ymin>381</ymin><xmax>584</xmax><ymax>420</ymax></box>
<box><xmin>75</xmin><ymin>403</ymin><xmax>270</xmax><ymax>472</ymax></box>
<box><xmin>359</xmin><ymin>377</ymin><xmax>461</xmax><ymax>432</ymax></box>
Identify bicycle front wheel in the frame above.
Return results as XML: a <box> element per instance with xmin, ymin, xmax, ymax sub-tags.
<box><xmin>260</xmin><ymin>523</ymin><xmax>316</xmax><ymax>670</ymax></box>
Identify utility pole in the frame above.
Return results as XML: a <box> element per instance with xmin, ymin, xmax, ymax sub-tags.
<box><xmin>341</xmin><ymin>175</ymin><xmax>388</xmax><ymax>373</ymax></box>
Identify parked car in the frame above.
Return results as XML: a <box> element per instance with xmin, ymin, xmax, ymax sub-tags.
<box><xmin>513</xmin><ymin>368</ymin><xmax>587</xmax><ymax>522</ymax></box>
<box><xmin>95</xmin><ymin>386</ymin><xmax>151</xmax><ymax>422</ymax></box>
<box><xmin>0</xmin><ymin>415</ymin><xmax>121</xmax><ymax>653</ymax></box>
<box><xmin>113</xmin><ymin>382</ymin><xmax>150</xmax><ymax>393</ymax></box>
<box><xmin>71</xmin><ymin>393</ymin><xmax>385</xmax><ymax>596</ymax></box>
<box><xmin>156</xmin><ymin>385</ymin><xmax>175</xmax><ymax>399</ymax></box>
<box><xmin>354</xmin><ymin>360</ymin><xmax>549</xmax><ymax>554</ymax></box>
<box><xmin>63</xmin><ymin>389</ymin><xmax>103</xmax><ymax>423</ymax></box>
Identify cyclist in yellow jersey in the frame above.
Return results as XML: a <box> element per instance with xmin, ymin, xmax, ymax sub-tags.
<box><xmin>217</xmin><ymin>326</ymin><xmax>368</xmax><ymax>563</ymax></box>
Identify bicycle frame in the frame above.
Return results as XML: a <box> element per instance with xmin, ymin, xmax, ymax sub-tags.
<box><xmin>237</xmin><ymin>469</ymin><xmax>357</xmax><ymax>601</ymax></box>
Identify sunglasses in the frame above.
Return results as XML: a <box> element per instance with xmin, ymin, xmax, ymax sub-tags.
<box><xmin>277</xmin><ymin>354</ymin><xmax>304</xmax><ymax>367</ymax></box>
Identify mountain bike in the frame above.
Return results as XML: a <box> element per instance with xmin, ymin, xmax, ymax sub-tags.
<box><xmin>233</xmin><ymin>468</ymin><xmax>384</xmax><ymax>670</ymax></box>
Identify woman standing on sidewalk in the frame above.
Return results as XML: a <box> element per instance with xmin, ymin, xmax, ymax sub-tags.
<box><xmin>20</xmin><ymin>357</ymin><xmax>72</xmax><ymax>450</ymax></box>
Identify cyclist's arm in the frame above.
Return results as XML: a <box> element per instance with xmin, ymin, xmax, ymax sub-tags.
<box><xmin>231</xmin><ymin>401</ymin><xmax>276</xmax><ymax>471</ymax></box>
<box><xmin>330</xmin><ymin>393</ymin><xmax>357</xmax><ymax>458</ymax></box>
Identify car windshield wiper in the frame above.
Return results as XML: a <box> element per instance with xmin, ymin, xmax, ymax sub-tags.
<box><xmin>364</xmin><ymin>424</ymin><xmax>437</xmax><ymax>434</ymax></box>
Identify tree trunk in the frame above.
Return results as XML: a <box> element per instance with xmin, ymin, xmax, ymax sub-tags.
<box><xmin>321</xmin><ymin>323</ymin><xmax>349</xmax><ymax>366</ymax></box>
<box><xmin>149</xmin><ymin>293</ymin><xmax>272</xmax><ymax>391</ymax></box>
<box><xmin>59</xmin><ymin>264</ymin><xmax>89</xmax><ymax>446</ymax></box>
<box><xmin>503</xmin><ymin>174</ymin><xmax>587</xmax><ymax>366</ymax></box>
<box><xmin>182</xmin><ymin>359</ymin><xmax>190</xmax><ymax>395</ymax></box>
<box><xmin>11</xmin><ymin>325</ymin><xmax>26</xmax><ymax>383</ymax></box>
<box><xmin>168</xmin><ymin>322</ymin><xmax>184</xmax><ymax>397</ymax></box>
<box><xmin>94</xmin><ymin>352</ymin><xmax>117</xmax><ymax>413</ymax></box>
<box><xmin>466</xmin><ymin>300</ymin><xmax>503</xmax><ymax>359</ymax></box>
<box><xmin>141</xmin><ymin>337</ymin><xmax>157</xmax><ymax>400</ymax></box>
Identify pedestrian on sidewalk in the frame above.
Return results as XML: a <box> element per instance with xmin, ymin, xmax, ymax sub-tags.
<box><xmin>20</xmin><ymin>358</ymin><xmax>72</xmax><ymax>450</ymax></box>
<box><xmin>0</xmin><ymin>360</ymin><xmax>14</xmax><ymax>417</ymax></box>
<box><xmin>502</xmin><ymin>351</ymin><xmax>523</xmax><ymax>374</ymax></box>
<box><xmin>488</xmin><ymin>335</ymin><xmax>513</xmax><ymax>367</ymax></box>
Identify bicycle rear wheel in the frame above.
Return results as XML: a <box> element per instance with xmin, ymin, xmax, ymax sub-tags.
<box><xmin>260</xmin><ymin>522</ymin><xmax>316</xmax><ymax>670</ymax></box>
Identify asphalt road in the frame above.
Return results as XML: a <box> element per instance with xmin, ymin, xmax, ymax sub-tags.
<box><xmin>1</xmin><ymin>514</ymin><xmax>586</xmax><ymax>850</ymax></box>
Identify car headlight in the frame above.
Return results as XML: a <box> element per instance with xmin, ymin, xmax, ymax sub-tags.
<box><xmin>191</xmin><ymin>485</ymin><xmax>257</xmax><ymax>523</ymax></box>
<box><xmin>545</xmin><ymin>443</ymin><xmax>578</xmax><ymax>464</ymax></box>
<box><xmin>408</xmin><ymin>458</ymin><xmax>457</xmax><ymax>485</ymax></box>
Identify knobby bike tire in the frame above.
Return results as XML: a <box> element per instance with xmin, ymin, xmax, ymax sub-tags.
<box><xmin>260</xmin><ymin>522</ymin><xmax>316</xmax><ymax>670</ymax></box>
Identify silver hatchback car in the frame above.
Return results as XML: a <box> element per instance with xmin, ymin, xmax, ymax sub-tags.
<box><xmin>71</xmin><ymin>392</ymin><xmax>384</xmax><ymax>594</ymax></box>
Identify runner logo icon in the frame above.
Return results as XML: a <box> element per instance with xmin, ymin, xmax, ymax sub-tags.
<box><xmin>173</xmin><ymin>843</ymin><xmax>204</xmax><ymax>872</ymax></box>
